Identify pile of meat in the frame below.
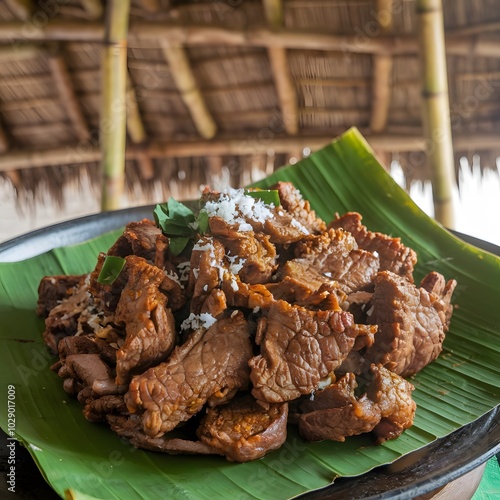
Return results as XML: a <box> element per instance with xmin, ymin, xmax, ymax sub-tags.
<box><xmin>37</xmin><ymin>183</ymin><xmax>457</xmax><ymax>462</ymax></box>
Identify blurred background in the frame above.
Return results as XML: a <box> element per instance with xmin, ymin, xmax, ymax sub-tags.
<box><xmin>0</xmin><ymin>0</ymin><xmax>499</xmax><ymax>245</ymax></box>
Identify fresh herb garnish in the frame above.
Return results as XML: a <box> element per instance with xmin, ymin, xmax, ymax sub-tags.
<box><xmin>97</xmin><ymin>255</ymin><xmax>126</xmax><ymax>285</ymax></box>
<box><xmin>244</xmin><ymin>189</ymin><xmax>280</xmax><ymax>207</ymax></box>
<box><xmin>153</xmin><ymin>189</ymin><xmax>280</xmax><ymax>255</ymax></box>
<box><xmin>154</xmin><ymin>198</ymin><xmax>201</xmax><ymax>255</ymax></box>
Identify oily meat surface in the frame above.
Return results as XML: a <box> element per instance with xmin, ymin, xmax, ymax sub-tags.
<box><xmin>249</xmin><ymin>300</ymin><xmax>377</xmax><ymax>403</ymax></box>
<box><xmin>125</xmin><ymin>313</ymin><xmax>252</xmax><ymax>437</ymax></box>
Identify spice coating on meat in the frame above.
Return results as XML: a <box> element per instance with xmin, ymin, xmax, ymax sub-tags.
<box><xmin>197</xmin><ymin>395</ymin><xmax>288</xmax><ymax>462</ymax></box>
<box><xmin>364</xmin><ymin>271</ymin><xmax>455</xmax><ymax>377</ymax></box>
<box><xmin>249</xmin><ymin>300</ymin><xmax>377</xmax><ymax>403</ymax></box>
<box><xmin>114</xmin><ymin>255</ymin><xmax>177</xmax><ymax>385</ymax></box>
<box><xmin>329</xmin><ymin>212</ymin><xmax>417</xmax><ymax>281</ymax></box>
<box><xmin>125</xmin><ymin>312</ymin><xmax>252</xmax><ymax>437</ymax></box>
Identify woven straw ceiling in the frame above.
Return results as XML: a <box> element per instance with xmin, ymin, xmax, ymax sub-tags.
<box><xmin>1</xmin><ymin>0</ymin><xmax>500</xmax><ymax>206</ymax></box>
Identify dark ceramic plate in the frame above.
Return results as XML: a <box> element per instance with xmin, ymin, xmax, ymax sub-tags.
<box><xmin>0</xmin><ymin>207</ymin><xmax>499</xmax><ymax>499</ymax></box>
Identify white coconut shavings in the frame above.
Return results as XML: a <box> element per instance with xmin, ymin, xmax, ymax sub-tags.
<box><xmin>180</xmin><ymin>312</ymin><xmax>217</xmax><ymax>331</ymax></box>
<box><xmin>201</xmin><ymin>188</ymin><xmax>275</xmax><ymax>232</ymax></box>
<box><xmin>164</xmin><ymin>269</ymin><xmax>182</xmax><ymax>287</ymax></box>
<box><xmin>291</xmin><ymin>218</ymin><xmax>310</xmax><ymax>235</ymax></box>
<box><xmin>227</xmin><ymin>254</ymin><xmax>246</xmax><ymax>275</ymax></box>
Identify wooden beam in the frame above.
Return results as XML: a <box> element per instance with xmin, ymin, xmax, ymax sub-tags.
<box><xmin>126</xmin><ymin>71</ymin><xmax>147</xmax><ymax>144</ymax></box>
<box><xmin>4</xmin><ymin>0</ymin><xmax>32</xmax><ymax>20</ymax></box>
<box><xmin>0</xmin><ymin>44</ymin><xmax>42</xmax><ymax>61</ymax></box>
<box><xmin>447</xmin><ymin>20</ymin><xmax>500</xmax><ymax>37</ymax></box>
<box><xmin>2</xmin><ymin>130</ymin><xmax>499</xmax><ymax>172</ymax></box>
<box><xmin>263</xmin><ymin>0</ymin><xmax>299</xmax><ymax>135</ymax></box>
<box><xmin>370</xmin><ymin>0</ymin><xmax>393</xmax><ymax>134</ymax></box>
<box><xmin>0</xmin><ymin>20</ymin><xmax>500</xmax><ymax>58</ymax></box>
<box><xmin>48</xmin><ymin>51</ymin><xmax>90</xmax><ymax>142</ymax></box>
<box><xmin>417</xmin><ymin>0</ymin><xmax>457</xmax><ymax>227</ymax></box>
<box><xmin>161</xmin><ymin>43</ymin><xmax>217</xmax><ymax>139</ymax></box>
<box><xmin>101</xmin><ymin>0</ymin><xmax>131</xmax><ymax>211</ymax></box>
<box><xmin>0</xmin><ymin>121</ymin><xmax>9</xmax><ymax>153</ymax></box>
<box><xmin>79</xmin><ymin>0</ymin><xmax>103</xmax><ymax>19</ymax></box>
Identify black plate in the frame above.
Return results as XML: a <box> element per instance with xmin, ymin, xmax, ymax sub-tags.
<box><xmin>0</xmin><ymin>207</ymin><xmax>499</xmax><ymax>499</ymax></box>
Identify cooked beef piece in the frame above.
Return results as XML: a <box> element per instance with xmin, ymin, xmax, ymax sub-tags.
<box><xmin>159</xmin><ymin>262</ymin><xmax>187</xmax><ymax>311</ymax></box>
<box><xmin>328</xmin><ymin>212</ymin><xmax>417</xmax><ymax>281</ymax></box>
<box><xmin>364</xmin><ymin>270</ymin><xmax>456</xmax><ymax>377</ymax></box>
<box><xmin>125</xmin><ymin>312</ymin><xmax>252</xmax><ymax>437</ymax></box>
<box><xmin>58</xmin><ymin>353</ymin><xmax>113</xmax><ymax>396</ymax></box>
<box><xmin>209</xmin><ymin>216</ymin><xmax>278</xmax><ymax>284</ymax></box>
<box><xmin>113</xmin><ymin>255</ymin><xmax>177</xmax><ymax>385</ymax></box>
<box><xmin>222</xmin><ymin>278</ymin><xmax>275</xmax><ymax>311</ymax></box>
<box><xmin>272</xmin><ymin>181</ymin><xmax>326</xmax><ymax>234</ymax></box>
<box><xmin>42</xmin><ymin>278</ymin><xmax>93</xmax><ymax>353</ymax></box>
<box><xmin>107</xmin><ymin>219</ymin><xmax>169</xmax><ymax>265</ymax></box>
<box><xmin>37</xmin><ymin>274</ymin><xmax>86</xmax><ymax>318</ymax></box>
<box><xmin>262</xmin><ymin>210</ymin><xmax>312</xmax><ymax>245</ymax></box>
<box><xmin>294</xmin><ymin>229</ymin><xmax>380</xmax><ymax>293</ymax></box>
<box><xmin>107</xmin><ymin>414</ymin><xmax>222</xmax><ymax>455</ymax></box>
<box><xmin>249</xmin><ymin>300</ymin><xmax>377</xmax><ymax>404</ymax></box>
<box><xmin>197</xmin><ymin>395</ymin><xmax>288</xmax><ymax>462</ymax></box>
<box><xmin>296</xmin><ymin>374</ymin><xmax>382</xmax><ymax>442</ymax></box>
<box><xmin>420</xmin><ymin>271</ymin><xmax>457</xmax><ymax>328</ymax></box>
<box><xmin>366</xmin><ymin>364</ymin><xmax>416</xmax><ymax>443</ymax></box>
<box><xmin>266</xmin><ymin>259</ymin><xmax>346</xmax><ymax>306</ymax></box>
<box><xmin>200</xmin><ymin>288</ymin><xmax>227</xmax><ymax>319</ymax></box>
<box><xmin>187</xmin><ymin>236</ymin><xmax>226</xmax><ymax>315</ymax></box>
<box><xmin>58</xmin><ymin>335</ymin><xmax>117</xmax><ymax>367</ymax></box>
<box><xmin>89</xmin><ymin>252</ymin><xmax>129</xmax><ymax>314</ymax></box>
<box><xmin>83</xmin><ymin>395</ymin><xmax>128</xmax><ymax>422</ymax></box>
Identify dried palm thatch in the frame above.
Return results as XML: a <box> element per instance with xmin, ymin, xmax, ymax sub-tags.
<box><xmin>0</xmin><ymin>0</ymin><xmax>499</xmax><ymax>215</ymax></box>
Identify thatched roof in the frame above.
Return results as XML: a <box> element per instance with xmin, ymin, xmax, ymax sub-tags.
<box><xmin>1</xmin><ymin>0</ymin><xmax>500</xmax><ymax>207</ymax></box>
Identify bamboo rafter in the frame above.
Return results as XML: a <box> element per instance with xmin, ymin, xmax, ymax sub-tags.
<box><xmin>4</xmin><ymin>0</ymin><xmax>32</xmax><ymax>20</ymax></box>
<box><xmin>161</xmin><ymin>43</ymin><xmax>217</xmax><ymax>139</ymax></box>
<box><xmin>263</xmin><ymin>0</ymin><xmax>299</xmax><ymax>136</ymax></box>
<box><xmin>1</xmin><ymin>20</ymin><xmax>500</xmax><ymax>58</ymax></box>
<box><xmin>48</xmin><ymin>49</ymin><xmax>90</xmax><ymax>142</ymax></box>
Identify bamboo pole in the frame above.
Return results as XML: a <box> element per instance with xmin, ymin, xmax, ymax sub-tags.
<box><xmin>79</xmin><ymin>0</ymin><xmax>103</xmax><ymax>19</ymax></box>
<box><xmin>161</xmin><ymin>43</ymin><xmax>217</xmax><ymax>139</ymax></box>
<box><xmin>370</xmin><ymin>0</ymin><xmax>393</xmax><ymax>134</ymax></box>
<box><xmin>48</xmin><ymin>50</ymin><xmax>90</xmax><ymax>142</ymax></box>
<box><xmin>417</xmin><ymin>0</ymin><xmax>456</xmax><ymax>227</ymax></box>
<box><xmin>263</xmin><ymin>0</ymin><xmax>299</xmax><ymax>136</ymax></box>
<box><xmin>2</xmin><ymin>130</ymin><xmax>500</xmax><ymax>172</ymax></box>
<box><xmin>100</xmin><ymin>0</ymin><xmax>131</xmax><ymax>211</ymax></box>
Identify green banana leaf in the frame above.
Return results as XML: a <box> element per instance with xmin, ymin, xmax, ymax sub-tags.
<box><xmin>1</xmin><ymin>127</ymin><xmax>499</xmax><ymax>499</ymax></box>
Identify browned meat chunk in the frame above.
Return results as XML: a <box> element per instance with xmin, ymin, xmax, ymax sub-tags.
<box><xmin>329</xmin><ymin>212</ymin><xmax>417</xmax><ymax>281</ymax></box>
<box><xmin>108</xmin><ymin>219</ymin><xmax>169</xmax><ymax>266</ymax></box>
<box><xmin>249</xmin><ymin>300</ymin><xmax>377</xmax><ymax>404</ymax></box>
<box><xmin>197</xmin><ymin>395</ymin><xmax>288</xmax><ymax>462</ymax></box>
<box><xmin>37</xmin><ymin>274</ymin><xmax>86</xmax><ymax>318</ymax></box>
<box><xmin>84</xmin><ymin>395</ymin><xmax>127</xmax><ymax>422</ymax></box>
<box><xmin>272</xmin><ymin>181</ymin><xmax>326</xmax><ymax>234</ymax></box>
<box><xmin>210</xmin><ymin>216</ymin><xmax>277</xmax><ymax>284</ymax></box>
<box><xmin>125</xmin><ymin>312</ymin><xmax>252</xmax><ymax>437</ymax></box>
<box><xmin>187</xmin><ymin>236</ymin><xmax>226</xmax><ymax>315</ymax></box>
<box><xmin>294</xmin><ymin>364</ymin><xmax>415</xmax><ymax>443</ymax></box>
<box><xmin>58</xmin><ymin>335</ymin><xmax>117</xmax><ymax>366</ymax></box>
<box><xmin>364</xmin><ymin>271</ymin><xmax>456</xmax><ymax>377</ymax></box>
<box><xmin>222</xmin><ymin>278</ymin><xmax>275</xmax><ymax>311</ymax></box>
<box><xmin>295</xmin><ymin>229</ymin><xmax>380</xmax><ymax>293</ymax></box>
<box><xmin>113</xmin><ymin>255</ymin><xmax>176</xmax><ymax>385</ymax></box>
<box><xmin>107</xmin><ymin>414</ymin><xmax>222</xmax><ymax>456</ymax></box>
<box><xmin>42</xmin><ymin>277</ymin><xmax>93</xmax><ymax>353</ymax></box>
<box><xmin>367</xmin><ymin>364</ymin><xmax>416</xmax><ymax>443</ymax></box>
<box><xmin>296</xmin><ymin>374</ymin><xmax>382</xmax><ymax>442</ymax></box>
<box><xmin>266</xmin><ymin>259</ymin><xmax>346</xmax><ymax>306</ymax></box>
